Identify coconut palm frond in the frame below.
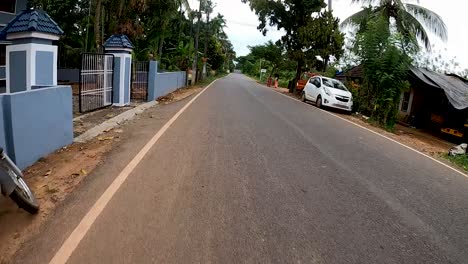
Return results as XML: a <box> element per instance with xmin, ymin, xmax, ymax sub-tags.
<box><xmin>398</xmin><ymin>9</ymin><xmax>431</xmax><ymax>49</ymax></box>
<box><xmin>404</xmin><ymin>3</ymin><xmax>447</xmax><ymax>41</ymax></box>
<box><xmin>341</xmin><ymin>8</ymin><xmax>373</xmax><ymax>28</ymax></box>
<box><xmin>177</xmin><ymin>0</ymin><xmax>191</xmax><ymax>12</ymax></box>
<box><xmin>350</xmin><ymin>0</ymin><xmax>380</xmax><ymax>5</ymax></box>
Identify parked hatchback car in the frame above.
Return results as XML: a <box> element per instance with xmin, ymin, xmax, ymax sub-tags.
<box><xmin>301</xmin><ymin>76</ymin><xmax>353</xmax><ymax>111</ymax></box>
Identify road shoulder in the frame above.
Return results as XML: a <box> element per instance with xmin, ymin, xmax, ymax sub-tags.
<box><xmin>0</xmin><ymin>85</ymin><xmax>206</xmax><ymax>264</ymax></box>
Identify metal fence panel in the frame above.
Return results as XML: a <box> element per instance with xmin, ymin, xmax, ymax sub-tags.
<box><xmin>79</xmin><ymin>53</ymin><xmax>114</xmax><ymax>113</ymax></box>
<box><xmin>131</xmin><ymin>61</ymin><xmax>149</xmax><ymax>101</ymax></box>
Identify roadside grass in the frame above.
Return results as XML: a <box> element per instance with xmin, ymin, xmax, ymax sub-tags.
<box><xmin>444</xmin><ymin>153</ymin><xmax>468</xmax><ymax>171</ymax></box>
<box><xmin>197</xmin><ymin>73</ymin><xmax>228</xmax><ymax>86</ymax></box>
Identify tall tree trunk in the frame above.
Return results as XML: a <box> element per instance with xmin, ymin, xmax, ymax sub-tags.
<box><xmin>189</xmin><ymin>16</ymin><xmax>194</xmax><ymax>37</ymax></box>
<box><xmin>158</xmin><ymin>33</ymin><xmax>165</xmax><ymax>61</ymax></box>
<box><xmin>202</xmin><ymin>11</ymin><xmax>210</xmax><ymax>80</ymax></box>
<box><xmin>323</xmin><ymin>55</ymin><xmax>329</xmax><ymax>72</ymax></box>
<box><xmin>291</xmin><ymin>60</ymin><xmax>303</xmax><ymax>94</ymax></box>
<box><xmin>191</xmin><ymin>1</ymin><xmax>202</xmax><ymax>85</ymax></box>
<box><xmin>118</xmin><ymin>0</ymin><xmax>125</xmax><ymax>17</ymax></box>
<box><xmin>94</xmin><ymin>0</ymin><xmax>103</xmax><ymax>49</ymax></box>
<box><xmin>177</xmin><ymin>5</ymin><xmax>183</xmax><ymax>44</ymax></box>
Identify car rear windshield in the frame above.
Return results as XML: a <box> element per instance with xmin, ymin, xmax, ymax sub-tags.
<box><xmin>322</xmin><ymin>78</ymin><xmax>348</xmax><ymax>91</ymax></box>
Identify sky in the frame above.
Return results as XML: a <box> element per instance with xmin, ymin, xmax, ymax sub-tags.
<box><xmin>188</xmin><ymin>0</ymin><xmax>468</xmax><ymax>70</ymax></box>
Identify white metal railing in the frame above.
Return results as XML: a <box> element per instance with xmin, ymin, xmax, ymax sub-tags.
<box><xmin>79</xmin><ymin>53</ymin><xmax>114</xmax><ymax>112</ymax></box>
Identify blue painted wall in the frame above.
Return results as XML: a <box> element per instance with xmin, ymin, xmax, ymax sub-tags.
<box><xmin>148</xmin><ymin>61</ymin><xmax>157</xmax><ymax>101</ymax></box>
<box><xmin>147</xmin><ymin>61</ymin><xmax>187</xmax><ymax>102</ymax></box>
<box><xmin>113</xmin><ymin>59</ymin><xmax>121</xmax><ymax>103</ymax></box>
<box><xmin>3</xmin><ymin>86</ymin><xmax>73</xmax><ymax>169</ymax></box>
<box><xmin>9</xmin><ymin>51</ymin><xmax>26</xmax><ymax>93</ymax></box>
<box><xmin>124</xmin><ymin>57</ymin><xmax>131</xmax><ymax>104</ymax></box>
<box><xmin>0</xmin><ymin>95</ymin><xmax>5</xmax><ymax>151</ymax></box>
<box><xmin>36</xmin><ymin>51</ymin><xmax>54</xmax><ymax>85</ymax></box>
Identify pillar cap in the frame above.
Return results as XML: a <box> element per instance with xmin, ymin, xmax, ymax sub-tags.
<box><xmin>1</xmin><ymin>8</ymin><xmax>64</xmax><ymax>41</ymax></box>
<box><xmin>104</xmin><ymin>34</ymin><xmax>134</xmax><ymax>52</ymax></box>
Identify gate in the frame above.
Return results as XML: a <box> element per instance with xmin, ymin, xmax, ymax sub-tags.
<box><xmin>131</xmin><ymin>61</ymin><xmax>149</xmax><ymax>101</ymax></box>
<box><xmin>79</xmin><ymin>53</ymin><xmax>114</xmax><ymax>113</ymax></box>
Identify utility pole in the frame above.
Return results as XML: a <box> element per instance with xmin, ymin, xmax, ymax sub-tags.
<box><xmin>328</xmin><ymin>0</ymin><xmax>332</xmax><ymax>11</ymax></box>
<box><xmin>191</xmin><ymin>0</ymin><xmax>203</xmax><ymax>85</ymax></box>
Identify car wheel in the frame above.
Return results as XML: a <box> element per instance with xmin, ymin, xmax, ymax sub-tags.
<box><xmin>301</xmin><ymin>92</ymin><xmax>307</xmax><ymax>102</ymax></box>
<box><xmin>316</xmin><ymin>96</ymin><xmax>322</xmax><ymax>108</ymax></box>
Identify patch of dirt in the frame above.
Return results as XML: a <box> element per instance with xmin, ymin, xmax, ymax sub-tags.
<box><xmin>0</xmin><ymin>129</ymin><xmax>122</xmax><ymax>263</ymax></box>
<box><xmin>338</xmin><ymin>114</ymin><xmax>452</xmax><ymax>156</ymax></box>
<box><xmin>73</xmin><ymin>106</ymin><xmax>134</xmax><ymax>137</ymax></box>
<box><xmin>157</xmin><ymin>87</ymin><xmax>203</xmax><ymax>105</ymax></box>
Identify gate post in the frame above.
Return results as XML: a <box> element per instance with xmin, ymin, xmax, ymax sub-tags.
<box><xmin>104</xmin><ymin>34</ymin><xmax>134</xmax><ymax>106</ymax></box>
<box><xmin>3</xmin><ymin>9</ymin><xmax>63</xmax><ymax>93</ymax></box>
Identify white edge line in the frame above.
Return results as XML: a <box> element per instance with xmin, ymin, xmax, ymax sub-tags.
<box><xmin>256</xmin><ymin>79</ymin><xmax>468</xmax><ymax>179</ymax></box>
<box><xmin>49</xmin><ymin>78</ymin><xmax>220</xmax><ymax>264</ymax></box>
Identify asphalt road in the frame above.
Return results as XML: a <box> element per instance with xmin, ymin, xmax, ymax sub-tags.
<box><xmin>14</xmin><ymin>74</ymin><xmax>468</xmax><ymax>263</ymax></box>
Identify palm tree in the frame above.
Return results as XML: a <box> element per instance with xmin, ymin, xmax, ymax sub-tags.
<box><xmin>342</xmin><ymin>0</ymin><xmax>447</xmax><ymax>49</ymax></box>
<box><xmin>210</xmin><ymin>14</ymin><xmax>227</xmax><ymax>39</ymax></box>
<box><xmin>202</xmin><ymin>0</ymin><xmax>214</xmax><ymax>79</ymax></box>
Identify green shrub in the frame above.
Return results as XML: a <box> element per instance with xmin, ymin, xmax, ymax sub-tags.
<box><xmin>354</xmin><ymin>16</ymin><xmax>415</xmax><ymax>128</ymax></box>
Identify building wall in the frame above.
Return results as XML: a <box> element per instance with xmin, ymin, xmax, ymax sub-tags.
<box><xmin>398</xmin><ymin>88</ymin><xmax>414</xmax><ymax>122</ymax></box>
<box><xmin>0</xmin><ymin>0</ymin><xmax>28</xmax><ymax>86</ymax></box>
<box><xmin>0</xmin><ymin>95</ymin><xmax>5</xmax><ymax>149</ymax></box>
<box><xmin>148</xmin><ymin>61</ymin><xmax>187</xmax><ymax>101</ymax></box>
<box><xmin>113</xmin><ymin>59</ymin><xmax>121</xmax><ymax>103</ymax></box>
<box><xmin>0</xmin><ymin>0</ymin><xmax>27</xmax><ymax>26</ymax></box>
<box><xmin>124</xmin><ymin>57</ymin><xmax>130</xmax><ymax>103</ymax></box>
<box><xmin>0</xmin><ymin>86</ymin><xmax>73</xmax><ymax>169</ymax></box>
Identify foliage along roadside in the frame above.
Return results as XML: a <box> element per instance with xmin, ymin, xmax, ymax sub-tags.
<box><xmin>30</xmin><ymin>0</ymin><xmax>236</xmax><ymax>74</ymax></box>
<box><xmin>241</xmin><ymin>0</ymin><xmax>344</xmax><ymax>92</ymax></box>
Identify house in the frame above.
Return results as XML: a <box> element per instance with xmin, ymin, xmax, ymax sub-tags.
<box><xmin>338</xmin><ymin>66</ymin><xmax>468</xmax><ymax>139</ymax></box>
<box><xmin>335</xmin><ymin>65</ymin><xmax>364</xmax><ymax>84</ymax></box>
<box><xmin>0</xmin><ymin>0</ymin><xmax>28</xmax><ymax>92</ymax></box>
<box><xmin>401</xmin><ymin>68</ymin><xmax>468</xmax><ymax>138</ymax></box>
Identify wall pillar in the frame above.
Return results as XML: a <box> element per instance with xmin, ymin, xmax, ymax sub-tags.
<box><xmin>6</xmin><ymin>39</ymin><xmax>58</xmax><ymax>93</ymax></box>
<box><xmin>148</xmin><ymin>60</ymin><xmax>158</xmax><ymax>102</ymax></box>
<box><xmin>103</xmin><ymin>34</ymin><xmax>134</xmax><ymax>106</ymax></box>
<box><xmin>0</xmin><ymin>8</ymin><xmax>71</xmax><ymax>168</ymax></box>
<box><xmin>106</xmin><ymin>51</ymin><xmax>132</xmax><ymax>106</ymax></box>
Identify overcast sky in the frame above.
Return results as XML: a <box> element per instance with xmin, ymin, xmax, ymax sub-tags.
<box><xmin>188</xmin><ymin>0</ymin><xmax>468</xmax><ymax>69</ymax></box>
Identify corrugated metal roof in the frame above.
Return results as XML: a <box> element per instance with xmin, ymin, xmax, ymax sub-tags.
<box><xmin>0</xmin><ymin>9</ymin><xmax>63</xmax><ymax>36</ymax></box>
<box><xmin>410</xmin><ymin>68</ymin><xmax>468</xmax><ymax>110</ymax></box>
<box><xmin>103</xmin><ymin>34</ymin><xmax>134</xmax><ymax>49</ymax></box>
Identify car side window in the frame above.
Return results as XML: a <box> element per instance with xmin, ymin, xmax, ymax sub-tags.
<box><xmin>313</xmin><ymin>78</ymin><xmax>321</xmax><ymax>87</ymax></box>
<box><xmin>309</xmin><ymin>78</ymin><xmax>314</xmax><ymax>84</ymax></box>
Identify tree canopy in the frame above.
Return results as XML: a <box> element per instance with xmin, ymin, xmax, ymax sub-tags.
<box><xmin>342</xmin><ymin>0</ymin><xmax>447</xmax><ymax>50</ymax></box>
<box><xmin>30</xmin><ymin>0</ymin><xmax>235</xmax><ymax>73</ymax></box>
<box><xmin>242</xmin><ymin>0</ymin><xmax>344</xmax><ymax>91</ymax></box>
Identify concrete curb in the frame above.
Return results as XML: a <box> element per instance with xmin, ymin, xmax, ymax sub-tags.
<box><xmin>74</xmin><ymin>101</ymin><xmax>159</xmax><ymax>143</ymax></box>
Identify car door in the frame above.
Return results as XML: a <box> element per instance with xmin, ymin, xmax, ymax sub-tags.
<box><xmin>310</xmin><ymin>77</ymin><xmax>321</xmax><ymax>100</ymax></box>
<box><xmin>304</xmin><ymin>78</ymin><xmax>315</xmax><ymax>100</ymax></box>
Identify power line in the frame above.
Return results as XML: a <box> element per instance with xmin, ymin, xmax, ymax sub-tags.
<box><xmin>225</xmin><ymin>19</ymin><xmax>283</xmax><ymax>32</ymax></box>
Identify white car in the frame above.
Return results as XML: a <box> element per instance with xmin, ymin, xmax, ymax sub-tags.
<box><xmin>301</xmin><ymin>76</ymin><xmax>353</xmax><ymax>111</ymax></box>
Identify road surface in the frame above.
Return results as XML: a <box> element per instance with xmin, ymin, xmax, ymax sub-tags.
<box><xmin>14</xmin><ymin>74</ymin><xmax>468</xmax><ymax>263</ymax></box>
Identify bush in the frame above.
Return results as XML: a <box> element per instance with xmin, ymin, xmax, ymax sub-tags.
<box><xmin>354</xmin><ymin>16</ymin><xmax>415</xmax><ymax>129</ymax></box>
